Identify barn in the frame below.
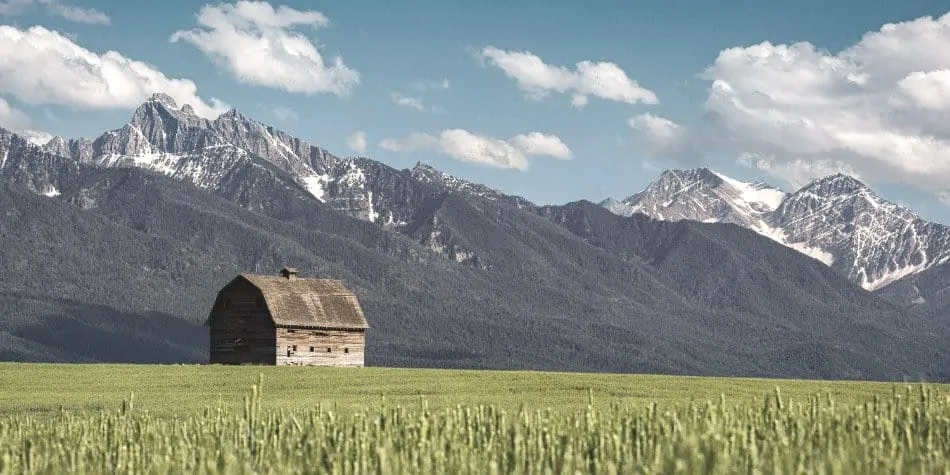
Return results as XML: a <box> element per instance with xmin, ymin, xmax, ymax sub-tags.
<box><xmin>205</xmin><ymin>267</ymin><xmax>369</xmax><ymax>366</ymax></box>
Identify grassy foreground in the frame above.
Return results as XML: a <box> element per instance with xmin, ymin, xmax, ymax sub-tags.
<box><xmin>0</xmin><ymin>364</ymin><xmax>949</xmax><ymax>473</ymax></box>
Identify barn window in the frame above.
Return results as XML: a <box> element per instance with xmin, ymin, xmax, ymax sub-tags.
<box><xmin>344</xmin><ymin>348</ymin><xmax>349</xmax><ymax>354</ymax></box>
<box><xmin>327</xmin><ymin>348</ymin><xmax>332</xmax><ymax>353</ymax></box>
<box><xmin>309</xmin><ymin>346</ymin><xmax>314</xmax><ymax>352</ymax></box>
<box><xmin>292</xmin><ymin>345</ymin><xmax>297</xmax><ymax>351</ymax></box>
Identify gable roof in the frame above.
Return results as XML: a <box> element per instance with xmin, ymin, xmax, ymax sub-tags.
<box><xmin>211</xmin><ymin>274</ymin><xmax>369</xmax><ymax>329</ymax></box>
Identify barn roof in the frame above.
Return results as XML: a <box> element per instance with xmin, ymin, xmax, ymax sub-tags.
<box><xmin>214</xmin><ymin>273</ymin><xmax>369</xmax><ymax>330</ymax></box>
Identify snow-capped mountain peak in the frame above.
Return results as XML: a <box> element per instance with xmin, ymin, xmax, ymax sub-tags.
<box><xmin>147</xmin><ymin>92</ymin><xmax>179</xmax><ymax>109</ymax></box>
<box><xmin>601</xmin><ymin>167</ymin><xmax>787</xmax><ymax>229</ymax></box>
<box><xmin>801</xmin><ymin>173</ymin><xmax>869</xmax><ymax>197</ymax></box>
<box><xmin>603</xmin><ymin>168</ymin><xmax>950</xmax><ymax>291</ymax></box>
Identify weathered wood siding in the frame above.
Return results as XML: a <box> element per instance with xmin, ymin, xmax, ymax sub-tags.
<box><xmin>275</xmin><ymin>328</ymin><xmax>365</xmax><ymax>367</ymax></box>
<box><xmin>209</xmin><ymin>281</ymin><xmax>276</xmax><ymax>365</ymax></box>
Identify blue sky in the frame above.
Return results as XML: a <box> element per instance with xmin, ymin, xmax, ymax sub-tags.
<box><xmin>2</xmin><ymin>0</ymin><xmax>950</xmax><ymax>222</ymax></box>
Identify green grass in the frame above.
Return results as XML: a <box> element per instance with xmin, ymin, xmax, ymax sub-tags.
<box><xmin>0</xmin><ymin>363</ymin><xmax>943</xmax><ymax>416</ymax></box>
<box><xmin>1</xmin><ymin>364</ymin><xmax>949</xmax><ymax>473</ymax></box>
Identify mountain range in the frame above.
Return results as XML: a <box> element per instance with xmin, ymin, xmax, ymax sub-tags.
<box><xmin>1</xmin><ymin>93</ymin><xmax>947</xmax><ymax>381</ymax></box>
<box><xmin>602</xmin><ymin>168</ymin><xmax>950</xmax><ymax>298</ymax></box>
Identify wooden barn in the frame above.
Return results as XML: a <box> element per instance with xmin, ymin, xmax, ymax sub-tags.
<box><xmin>205</xmin><ymin>267</ymin><xmax>369</xmax><ymax>366</ymax></box>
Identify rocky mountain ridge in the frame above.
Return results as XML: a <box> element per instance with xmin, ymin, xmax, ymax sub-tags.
<box><xmin>602</xmin><ymin>168</ymin><xmax>950</xmax><ymax>294</ymax></box>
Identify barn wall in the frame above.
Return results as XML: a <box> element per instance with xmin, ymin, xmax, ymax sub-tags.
<box><xmin>209</xmin><ymin>283</ymin><xmax>276</xmax><ymax>365</ymax></box>
<box><xmin>275</xmin><ymin>328</ymin><xmax>365</xmax><ymax>367</ymax></box>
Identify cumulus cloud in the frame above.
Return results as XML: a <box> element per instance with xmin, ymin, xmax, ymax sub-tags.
<box><xmin>480</xmin><ymin>46</ymin><xmax>657</xmax><ymax>107</ymax></box>
<box><xmin>171</xmin><ymin>1</ymin><xmax>359</xmax><ymax>96</ymax></box>
<box><xmin>509</xmin><ymin>132</ymin><xmax>573</xmax><ymax>158</ymax></box>
<box><xmin>0</xmin><ymin>25</ymin><xmax>228</xmax><ymax>118</ymax></box>
<box><xmin>379</xmin><ymin>129</ymin><xmax>571</xmax><ymax>170</ymax></box>
<box><xmin>346</xmin><ymin>130</ymin><xmax>366</xmax><ymax>153</ymax></box>
<box><xmin>631</xmin><ymin>12</ymin><xmax>950</xmax><ymax>201</ymax></box>
<box><xmin>0</xmin><ymin>0</ymin><xmax>110</xmax><ymax>25</ymax></box>
<box><xmin>390</xmin><ymin>92</ymin><xmax>427</xmax><ymax>111</ymax></box>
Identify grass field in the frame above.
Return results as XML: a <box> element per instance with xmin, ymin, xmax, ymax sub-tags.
<box><xmin>1</xmin><ymin>364</ymin><xmax>949</xmax><ymax>473</ymax></box>
<box><xmin>0</xmin><ymin>363</ymin><xmax>942</xmax><ymax>415</ymax></box>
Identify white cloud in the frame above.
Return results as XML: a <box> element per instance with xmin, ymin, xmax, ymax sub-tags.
<box><xmin>0</xmin><ymin>97</ymin><xmax>31</xmax><ymax>131</ymax></box>
<box><xmin>171</xmin><ymin>1</ymin><xmax>359</xmax><ymax>96</ymax></box>
<box><xmin>346</xmin><ymin>130</ymin><xmax>366</xmax><ymax>153</ymax></box>
<box><xmin>509</xmin><ymin>132</ymin><xmax>572</xmax><ymax>159</ymax></box>
<box><xmin>0</xmin><ymin>0</ymin><xmax>109</xmax><ymax>25</ymax></box>
<box><xmin>0</xmin><ymin>25</ymin><xmax>228</xmax><ymax>118</ymax></box>
<box><xmin>379</xmin><ymin>129</ymin><xmax>571</xmax><ymax>170</ymax></box>
<box><xmin>631</xmin><ymin>12</ymin><xmax>950</xmax><ymax>199</ymax></box>
<box><xmin>390</xmin><ymin>92</ymin><xmax>427</xmax><ymax>111</ymax></box>
<box><xmin>736</xmin><ymin>153</ymin><xmax>862</xmax><ymax>189</ymax></box>
<box><xmin>271</xmin><ymin>106</ymin><xmax>297</xmax><ymax>122</ymax></box>
<box><xmin>0</xmin><ymin>97</ymin><xmax>54</xmax><ymax>144</ymax></box>
<box><xmin>628</xmin><ymin>113</ymin><xmax>706</xmax><ymax>163</ymax></box>
<box><xmin>893</xmin><ymin>70</ymin><xmax>950</xmax><ymax>111</ymax></box>
<box><xmin>40</xmin><ymin>0</ymin><xmax>109</xmax><ymax>24</ymax></box>
<box><xmin>480</xmin><ymin>46</ymin><xmax>658</xmax><ymax>107</ymax></box>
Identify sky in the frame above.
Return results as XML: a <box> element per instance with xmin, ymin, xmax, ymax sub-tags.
<box><xmin>2</xmin><ymin>0</ymin><xmax>950</xmax><ymax>223</ymax></box>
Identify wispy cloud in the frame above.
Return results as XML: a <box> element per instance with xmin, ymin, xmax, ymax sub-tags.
<box><xmin>391</xmin><ymin>80</ymin><xmax>449</xmax><ymax>113</ymax></box>
<box><xmin>271</xmin><ymin>106</ymin><xmax>298</xmax><ymax>123</ymax></box>
<box><xmin>410</xmin><ymin>77</ymin><xmax>450</xmax><ymax>92</ymax></box>
<box><xmin>0</xmin><ymin>0</ymin><xmax>110</xmax><ymax>25</ymax></box>
<box><xmin>390</xmin><ymin>92</ymin><xmax>427</xmax><ymax>111</ymax></box>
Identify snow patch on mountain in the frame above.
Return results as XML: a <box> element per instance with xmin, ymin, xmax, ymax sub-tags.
<box><xmin>129</xmin><ymin>152</ymin><xmax>181</xmax><ymax>176</ymax></box>
<box><xmin>302</xmin><ymin>174</ymin><xmax>330</xmax><ymax>202</ymax></box>
<box><xmin>366</xmin><ymin>190</ymin><xmax>379</xmax><ymax>222</ymax></box>
<box><xmin>864</xmin><ymin>261</ymin><xmax>932</xmax><ymax>291</ymax></box>
<box><xmin>340</xmin><ymin>161</ymin><xmax>367</xmax><ymax>187</ymax></box>
<box><xmin>713</xmin><ymin>172</ymin><xmax>785</xmax><ymax>212</ymax></box>
<box><xmin>22</xmin><ymin>131</ymin><xmax>55</xmax><ymax>147</ymax></box>
<box><xmin>755</xmin><ymin>224</ymin><xmax>835</xmax><ymax>266</ymax></box>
